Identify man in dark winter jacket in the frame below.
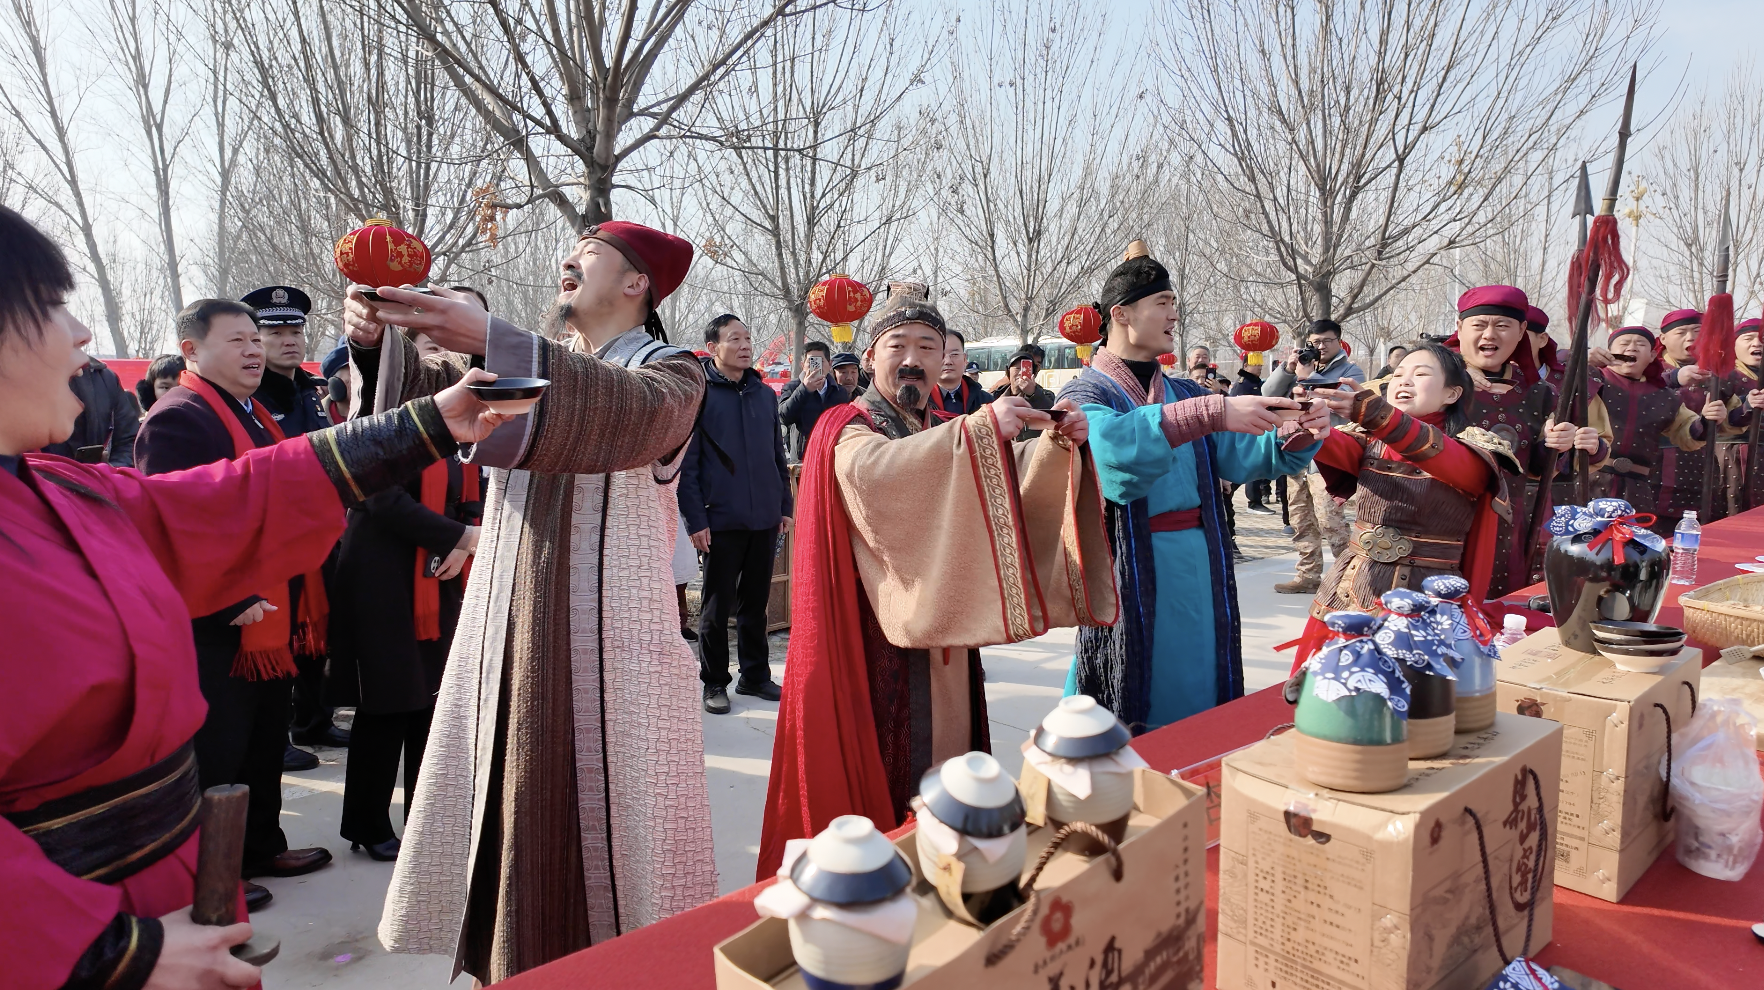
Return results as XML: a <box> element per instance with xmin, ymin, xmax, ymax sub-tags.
<box><xmin>985</xmin><ymin>343</ymin><xmax>1056</xmax><ymax>438</ymax></box>
<box><xmin>679</xmin><ymin>314</ymin><xmax>794</xmax><ymax>714</ymax></box>
<box><xmin>40</xmin><ymin>354</ymin><xmax>138</xmax><ymax>466</ymax></box>
<box><xmin>778</xmin><ymin>338</ymin><xmax>849</xmax><ymax>461</ymax></box>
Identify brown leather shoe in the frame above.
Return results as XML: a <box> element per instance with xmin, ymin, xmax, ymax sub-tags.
<box><xmin>1274</xmin><ymin>578</ymin><xmax>1320</xmax><ymax>595</ymax></box>
<box><xmin>243</xmin><ymin>847</ymin><xmax>333</xmax><ymax>878</ymax></box>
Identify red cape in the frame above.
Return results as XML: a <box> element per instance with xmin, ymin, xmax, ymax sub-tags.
<box><xmin>755</xmin><ymin>402</ymin><xmax>902</xmax><ymax>881</ymax></box>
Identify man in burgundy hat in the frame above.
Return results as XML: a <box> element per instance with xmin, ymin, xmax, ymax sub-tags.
<box><xmin>1652</xmin><ymin>308</ymin><xmax>1724</xmax><ymax>521</ymax></box>
<box><xmin>1446</xmin><ymin>285</ymin><xmax>1602</xmax><ymax>597</ymax></box>
<box><xmin>1712</xmin><ymin>317</ymin><xmax>1764</xmax><ymax>515</ymax></box>
<box><xmin>1587</xmin><ymin>322</ymin><xmax>1725</xmax><ymax>535</ymax></box>
<box><xmin>339</xmin><ymin>221</ymin><xmax>719</xmax><ymax>981</ymax></box>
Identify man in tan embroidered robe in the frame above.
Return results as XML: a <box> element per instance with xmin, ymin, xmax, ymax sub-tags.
<box><xmin>756</xmin><ymin>289</ymin><xmax>1117</xmax><ymax>879</ymax></box>
<box><xmin>339</xmin><ymin>222</ymin><xmax>717</xmax><ymax>983</ymax></box>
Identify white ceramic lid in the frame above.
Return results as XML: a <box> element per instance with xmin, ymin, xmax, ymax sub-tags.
<box><xmin>1041</xmin><ymin>695</ymin><xmax>1117</xmax><ymax>739</ymax></box>
<box><xmin>805</xmin><ymin>815</ymin><xmax>896</xmax><ymax>874</ymax></box>
<box><xmin>939</xmin><ymin>752</ymin><xmax>1016</xmax><ymax>809</ymax></box>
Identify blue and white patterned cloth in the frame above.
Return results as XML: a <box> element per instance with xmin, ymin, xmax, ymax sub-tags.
<box><xmin>1544</xmin><ymin>498</ymin><xmax>1666</xmax><ymax>553</ymax></box>
<box><xmin>1375</xmin><ymin>590</ymin><xmax>1460</xmax><ymax>677</ymax></box>
<box><xmin>1306</xmin><ymin>611</ymin><xmax>1411</xmax><ymax>717</ymax></box>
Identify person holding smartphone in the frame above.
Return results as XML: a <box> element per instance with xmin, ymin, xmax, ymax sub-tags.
<box><xmin>779</xmin><ymin>338</ymin><xmax>851</xmax><ymax>461</ymax></box>
<box><xmin>985</xmin><ymin>344</ymin><xmax>1057</xmax><ymax>437</ymax></box>
<box><xmin>1261</xmin><ymin>319</ymin><xmax>1367</xmax><ymax>594</ymax></box>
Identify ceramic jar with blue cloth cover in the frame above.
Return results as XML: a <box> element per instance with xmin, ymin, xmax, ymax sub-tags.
<box><xmin>1543</xmin><ymin>498</ymin><xmax>1669</xmax><ymax>654</ymax></box>
<box><xmin>1422</xmin><ymin>574</ymin><xmax>1500</xmax><ymax>734</ymax></box>
<box><xmin>1294</xmin><ymin>611</ymin><xmax>1412</xmax><ymax>793</ymax></box>
<box><xmin>1378</xmin><ymin>588</ymin><xmax>1461</xmax><ymax>759</ymax></box>
<box><xmin>752</xmin><ymin>816</ymin><xmax>917</xmax><ymax>990</ymax></box>
<box><xmin>912</xmin><ymin>751</ymin><xmax>1028</xmax><ymax>925</ymax></box>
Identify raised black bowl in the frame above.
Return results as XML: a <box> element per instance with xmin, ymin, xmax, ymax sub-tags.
<box><xmin>466</xmin><ymin>378</ymin><xmax>549</xmax><ymax>401</ymax></box>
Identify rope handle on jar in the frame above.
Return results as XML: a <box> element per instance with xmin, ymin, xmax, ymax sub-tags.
<box><xmin>983</xmin><ymin>821</ymin><xmax>1122</xmax><ymax>967</ymax></box>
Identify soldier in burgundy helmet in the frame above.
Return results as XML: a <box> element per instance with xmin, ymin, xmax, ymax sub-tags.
<box><xmin>1586</xmin><ymin>322</ymin><xmax>1725</xmax><ymax>536</ymax></box>
<box><xmin>1713</xmin><ymin>317</ymin><xmax>1764</xmax><ymax>514</ymax></box>
<box><xmin>1444</xmin><ymin>285</ymin><xmax>1601</xmax><ymax>598</ymax></box>
<box><xmin>1652</xmin><ymin>309</ymin><xmax>1725</xmax><ymax>520</ymax></box>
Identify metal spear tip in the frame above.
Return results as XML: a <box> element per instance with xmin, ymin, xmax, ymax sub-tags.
<box><xmin>1572</xmin><ymin>162</ymin><xmax>1594</xmax><ymax>218</ymax></box>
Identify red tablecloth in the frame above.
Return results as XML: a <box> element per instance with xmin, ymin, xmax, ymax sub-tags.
<box><xmin>500</xmin><ymin>508</ymin><xmax>1764</xmax><ymax>990</ymax></box>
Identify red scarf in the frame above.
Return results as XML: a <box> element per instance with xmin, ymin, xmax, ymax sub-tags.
<box><xmin>178</xmin><ymin>371</ymin><xmax>329</xmax><ymax>679</ymax></box>
<box><xmin>413</xmin><ymin>460</ymin><xmax>481</xmax><ymax>639</ymax></box>
<box><xmin>756</xmin><ymin>402</ymin><xmax>898</xmax><ymax>881</ymax></box>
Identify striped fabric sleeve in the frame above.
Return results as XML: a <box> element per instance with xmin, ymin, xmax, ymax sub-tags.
<box><xmin>61</xmin><ymin>913</ymin><xmax>162</xmax><ymax>990</ymax></box>
<box><xmin>1349</xmin><ymin>390</ymin><xmax>1444</xmax><ymax>461</ymax></box>
<box><xmin>308</xmin><ymin>397</ymin><xmax>458</xmax><ymax>508</ymax></box>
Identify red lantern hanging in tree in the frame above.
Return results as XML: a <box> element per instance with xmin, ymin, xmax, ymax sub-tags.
<box><xmin>1058</xmin><ymin>304</ymin><xmax>1102</xmax><ymax>361</ymax></box>
<box><xmin>1156</xmin><ymin>351</ymin><xmax>1177</xmax><ymax>367</ymax></box>
<box><xmin>807</xmin><ymin>274</ymin><xmax>873</xmax><ymax>344</ymax></box>
<box><xmin>1232</xmin><ymin>320</ymin><xmax>1280</xmax><ymax>354</ymax></box>
<box><xmin>334</xmin><ymin>217</ymin><xmax>432</xmax><ymax>287</ymax></box>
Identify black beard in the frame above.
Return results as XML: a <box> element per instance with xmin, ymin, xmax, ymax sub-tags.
<box><xmin>543</xmin><ymin>301</ymin><xmax>574</xmax><ymax>340</ymax></box>
<box><xmin>894</xmin><ymin>383</ymin><xmax>923</xmax><ymax>409</ymax></box>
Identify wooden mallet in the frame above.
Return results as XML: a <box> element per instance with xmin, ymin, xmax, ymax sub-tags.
<box><xmin>192</xmin><ymin>785</ymin><xmax>280</xmax><ymax>966</ymax></box>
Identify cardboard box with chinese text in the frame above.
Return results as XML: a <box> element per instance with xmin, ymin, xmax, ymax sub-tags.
<box><xmin>1218</xmin><ymin>714</ymin><xmax>1562</xmax><ymax>990</ymax></box>
<box><xmin>1494</xmin><ymin>626</ymin><xmax>1701</xmax><ymax>902</ymax></box>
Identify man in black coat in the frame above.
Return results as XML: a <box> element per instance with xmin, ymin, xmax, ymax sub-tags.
<box><xmin>679</xmin><ymin>314</ymin><xmax>794</xmax><ymax>714</ymax></box>
<box><xmin>778</xmin><ymin>338</ymin><xmax>849</xmax><ymax>461</ymax></box>
<box><xmin>242</xmin><ymin>285</ymin><xmax>349</xmax><ymax>755</ymax></box>
<box><xmin>135</xmin><ymin>298</ymin><xmax>334</xmax><ymax>906</ymax></box>
<box><xmin>40</xmin><ymin>354</ymin><xmax>138</xmax><ymax>466</ymax></box>
<box><xmin>985</xmin><ymin>343</ymin><xmax>1057</xmax><ymax>437</ymax></box>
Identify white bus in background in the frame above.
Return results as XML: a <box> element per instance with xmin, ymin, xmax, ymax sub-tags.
<box><xmin>963</xmin><ymin>336</ymin><xmax>1087</xmax><ymax>395</ymax></box>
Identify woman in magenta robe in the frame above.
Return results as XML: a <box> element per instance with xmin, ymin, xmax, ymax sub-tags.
<box><xmin>0</xmin><ymin>205</ymin><xmax>509</xmax><ymax>990</ymax></box>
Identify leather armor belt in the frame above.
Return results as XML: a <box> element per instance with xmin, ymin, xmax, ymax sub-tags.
<box><xmin>4</xmin><ymin>741</ymin><xmax>200</xmax><ymax>884</ymax></box>
<box><xmin>1149</xmin><ymin>508</ymin><xmax>1203</xmax><ymax>532</ymax></box>
<box><xmin>1349</xmin><ymin>522</ymin><xmax>1460</xmax><ymax>568</ymax></box>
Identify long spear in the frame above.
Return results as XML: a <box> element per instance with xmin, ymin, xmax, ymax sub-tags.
<box><xmin>1570</xmin><ymin>163</ymin><xmax>1595</xmax><ymax>503</ymax></box>
<box><xmin>1697</xmin><ymin>193</ymin><xmax>1735</xmax><ymax>521</ymax></box>
<box><xmin>1529</xmin><ymin>66</ymin><xmax>1636</xmax><ymax>571</ymax></box>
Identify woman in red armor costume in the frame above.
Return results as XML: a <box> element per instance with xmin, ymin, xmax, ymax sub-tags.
<box><xmin>1287</xmin><ymin>341</ymin><xmax>1517</xmax><ymax>670</ymax></box>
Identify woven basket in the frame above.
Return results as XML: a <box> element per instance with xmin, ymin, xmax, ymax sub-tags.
<box><xmin>1678</xmin><ymin>574</ymin><xmax>1764</xmax><ymax>650</ymax></box>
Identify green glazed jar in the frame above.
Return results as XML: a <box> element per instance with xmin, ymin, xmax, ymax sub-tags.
<box><xmin>1295</xmin><ymin>672</ymin><xmax>1407</xmax><ymax>746</ymax></box>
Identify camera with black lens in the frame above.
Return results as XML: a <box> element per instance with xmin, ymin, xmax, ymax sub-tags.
<box><xmin>1295</xmin><ymin>344</ymin><xmax>1322</xmax><ymax>367</ymax></box>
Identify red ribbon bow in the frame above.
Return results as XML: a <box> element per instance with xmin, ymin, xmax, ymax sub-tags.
<box><xmin>1450</xmin><ymin>594</ymin><xmax>1496</xmax><ymax>645</ymax></box>
<box><xmin>1585</xmin><ymin>512</ymin><xmax>1656</xmax><ymax>565</ymax></box>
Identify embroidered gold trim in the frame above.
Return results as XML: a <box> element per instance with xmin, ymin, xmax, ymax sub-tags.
<box><xmin>408</xmin><ymin>404</ymin><xmax>443</xmax><ymax>460</ymax></box>
<box><xmin>100</xmin><ymin>917</ymin><xmax>139</xmax><ymax>990</ymax></box>
<box><xmin>968</xmin><ymin>409</ymin><xmax>1033</xmax><ymax>641</ymax></box>
<box><xmin>21</xmin><ymin>751</ymin><xmax>195</xmax><ymax>834</ymax></box>
<box><xmin>319</xmin><ymin>430</ymin><xmax>367</xmax><ymax>502</ymax></box>
<box><xmin>80</xmin><ymin>795</ymin><xmax>201</xmax><ymax>881</ymax></box>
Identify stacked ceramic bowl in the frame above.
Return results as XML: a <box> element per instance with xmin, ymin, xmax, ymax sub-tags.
<box><xmin>1590</xmin><ymin>620</ymin><xmax>1686</xmax><ymax>672</ymax></box>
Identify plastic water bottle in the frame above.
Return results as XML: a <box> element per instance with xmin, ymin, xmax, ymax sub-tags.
<box><xmin>1493</xmin><ymin>613</ymin><xmax>1529</xmax><ymax>649</ymax></box>
<box><xmin>1671</xmin><ymin>511</ymin><xmax>1701</xmax><ymax>586</ymax></box>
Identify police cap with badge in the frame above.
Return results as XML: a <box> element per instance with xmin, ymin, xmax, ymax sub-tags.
<box><xmin>240</xmin><ymin>285</ymin><xmax>312</xmax><ymax>327</ymax></box>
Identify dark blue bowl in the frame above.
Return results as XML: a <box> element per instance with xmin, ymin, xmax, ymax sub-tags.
<box><xmin>1031</xmin><ymin>719</ymin><xmax>1131</xmax><ymax>760</ymax></box>
<box><xmin>918</xmin><ymin>767</ymin><xmax>1026</xmax><ymax>839</ymax></box>
<box><xmin>788</xmin><ymin>849</ymin><xmax>913</xmax><ymax>906</ymax></box>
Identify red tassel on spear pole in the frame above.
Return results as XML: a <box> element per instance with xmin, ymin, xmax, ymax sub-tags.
<box><xmin>1696</xmin><ymin>193</ymin><xmax>1735</xmax><ymax>520</ymax></box>
<box><xmin>1528</xmin><ymin>64</ymin><xmax>1637</xmax><ymax>576</ymax></box>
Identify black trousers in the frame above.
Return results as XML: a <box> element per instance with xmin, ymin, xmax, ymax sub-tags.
<box><xmin>698</xmin><ymin>527</ymin><xmax>778</xmax><ymax>690</ymax></box>
<box><xmin>290</xmin><ymin>649</ymin><xmax>333</xmax><ymax>737</ymax></box>
<box><xmin>1245</xmin><ymin>478</ymin><xmax>1271</xmax><ymax>506</ymax></box>
<box><xmin>192</xmin><ymin>641</ymin><xmax>293</xmax><ymax>864</ymax></box>
<box><xmin>340</xmin><ymin>707</ymin><xmax>434</xmax><ymax>845</ymax></box>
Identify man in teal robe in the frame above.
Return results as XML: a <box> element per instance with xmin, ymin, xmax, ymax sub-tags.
<box><xmin>1058</xmin><ymin>244</ymin><xmax>1326</xmax><ymax>730</ymax></box>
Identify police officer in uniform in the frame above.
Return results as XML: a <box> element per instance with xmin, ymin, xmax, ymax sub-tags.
<box><xmin>242</xmin><ymin>285</ymin><xmax>352</xmax><ymax>765</ymax></box>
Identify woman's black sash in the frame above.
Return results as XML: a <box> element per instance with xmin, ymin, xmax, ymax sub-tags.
<box><xmin>5</xmin><ymin>742</ymin><xmax>201</xmax><ymax>884</ymax></box>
